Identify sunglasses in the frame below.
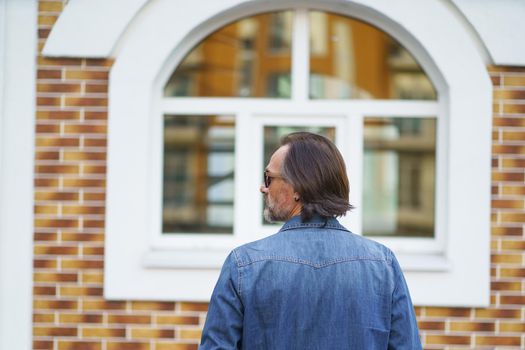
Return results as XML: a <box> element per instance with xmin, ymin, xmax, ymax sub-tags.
<box><xmin>264</xmin><ymin>171</ymin><xmax>283</xmax><ymax>188</ymax></box>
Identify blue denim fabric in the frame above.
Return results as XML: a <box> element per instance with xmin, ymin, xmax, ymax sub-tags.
<box><xmin>200</xmin><ymin>215</ymin><xmax>422</xmax><ymax>350</ymax></box>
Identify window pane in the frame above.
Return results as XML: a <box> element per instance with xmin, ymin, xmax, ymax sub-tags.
<box><xmin>262</xmin><ymin>126</ymin><xmax>336</xmax><ymax>224</ymax></box>
<box><xmin>309</xmin><ymin>11</ymin><xmax>437</xmax><ymax>100</ymax></box>
<box><xmin>163</xmin><ymin>115</ymin><xmax>235</xmax><ymax>234</ymax></box>
<box><xmin>164</xmin><ymin>11</ymin><xmax>293</xmax><ymax>98</ymax></box>
<box><xmin>363</xmin><ymin>117</ymin><xmax>436</xmax><ymax>237</ymax></box>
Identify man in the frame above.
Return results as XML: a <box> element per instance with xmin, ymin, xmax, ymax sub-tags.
<box><xmin>199</xmin><ymin>132</ymin><xmax>422</xmax><ymax>349</ymax></box>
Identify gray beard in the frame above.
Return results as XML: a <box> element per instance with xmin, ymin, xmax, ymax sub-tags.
<box><xmin>263</xmin><ymin>207</ymin><xmax>275</xmax><ymax>223</ymax></box>
<box><xmin>263</xmin><ymin>202</ymin><xmax>288</xmax><ymax>223</ymax></box>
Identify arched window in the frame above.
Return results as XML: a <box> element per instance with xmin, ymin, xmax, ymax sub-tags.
<box><xmin>101</xmin><ymin>1</ymin><xmax>490</xmax><ymax>304</ymax></box>
<box><xmin>156</xmin><ymin>10</ymin><xmax>442</xmax><ymax>257</ymax></box>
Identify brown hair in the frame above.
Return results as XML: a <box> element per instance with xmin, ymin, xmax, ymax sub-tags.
<box><xmin>280</xmin><ymin>132</ymin><xmax>354</xmax><ymax>221</ymax></box>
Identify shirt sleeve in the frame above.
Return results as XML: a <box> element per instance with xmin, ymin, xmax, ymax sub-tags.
<box><xmin>388</xmin><ymin>252</ymin><xmax>422</xmax><ymax>350</ymax></box>
<box><xmin>199</xmin><ymin>251</ymin><xmax>244</xmax><ymax>350</ymax></box>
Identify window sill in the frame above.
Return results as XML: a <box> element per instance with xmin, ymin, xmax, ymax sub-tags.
<box><xmin>142</xmin><ymin>249</ymin><xmax>451</xmax><ymax>272</ymax></box>
<box><xmin>142</xmin><ymin>249</ymin><xmax>229</xmax><ymax>269</ymax></box>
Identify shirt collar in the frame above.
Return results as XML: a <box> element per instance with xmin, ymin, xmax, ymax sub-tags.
<box><xmin>278</xmin><ymin>214</ymin><xmax>349</xmax><ymax>233</ymax></box>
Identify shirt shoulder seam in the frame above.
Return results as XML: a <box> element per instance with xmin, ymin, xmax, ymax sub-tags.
<box><xmin>237</xmin><ymin>255</ymin><xmax>389</xmax><ymax>269</ymax></box>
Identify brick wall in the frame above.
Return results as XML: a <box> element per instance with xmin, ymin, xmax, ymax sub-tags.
<box><xmin>33</xmin><ymin>1</ymin><xmax>525</xmax><ymax>349</ymax></box>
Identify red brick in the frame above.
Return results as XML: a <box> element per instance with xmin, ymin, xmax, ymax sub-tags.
<box><xmin>34</xmin><ymin>272</ymin><xmax>78</xmax><ymax>283</ymax></box>
<box><xmin>492</xmin><ymin>171</ymin><xmax>524</xmax><ymax>182</ymax></box>
<box><xmin>179</xmin><ymin>302</ymin><xmax>209</xmax><ymax>312</ymax></box>
<box><xmin>37</xmin><ymin>83</ymin><xmax>81</xmax><ymax>93</ymax></box>
<box><xmin>449</xmin><ymin>321</ymin><xmax>494</xmax><ymax>332</ymax></box>
<box><xmin>36</xmin><ymin>124</ymin><xmax>61</xmax><ymax>133</ymax></box>
<box><xmin>57</xmin><ymin>341</ymin><xmax>101</xmax><ymax>350</ymax></box>
<box><xmin>33</xmin><ymin>286</ymin><xmax>57</xmax><ymax>296</ymax></box>
<box><xmin>35</xmin><ymin>165</ymin><xmax>80</xmax><ymax>175</ymax></box>
<box><xmin>62</xmin><ymin>178</ymin><xmax>106</xmax><ymax>188</ymax></box>
<box><xmin>37</xmin><ymin>136</ymin><xmax>75</xmax><ymax>148</ymax></box>
<box><xmin>37</xmin><ymin>57</ymin><xmax>82</xmax><ymax>67</ymax></box>
<box><xmin>84</xmin><ymin>111</ymin><xmax>107</xmax><ymax>120</ymax></box>
<box><xmin>106</xmin><ymin>342</ymin><xmax>150</xmax><ymax>350</ymax></box>
<box><xmin>37</xmin><ymin>96</ymin><xmax>61</xmax><ymax>106</ymax></box>
<box><xmin>493</xmin><ymin>117</ymin><xmax>525</xmax><ymax>128</ymax></box>
<box><xmin>131</xmin><ymin>301</ymin><xmax>175</xmax><ymax>311</ymax></box>
<box><xmin>34</xmin><ymin>258</ymin><xmax>58</xmax><ymax>268</ymax></box>
<box><xmin>34</xmin><ymin>218</ymin><xmax>79</xmax><ymax>229</ymax></box>
<box><xmin>491</xmin><ymin>281</ymin><xmax>522</xmax><ymax>291</ymax></box>
<box><xmin>59</xmin><ymin>313</ymin><xmax>103</xmax><ymax>324</ymax></box>
<box><xmin>426</xmin><ymin>335</ymin><xmax>470</xmax><ymax>345</ymax></box>
<box><xmin>34</xmin><ymin>232</ymin><xmax>59</xmax><ymax>242</ymax></box>
<box><xmin>33</xmin><ymin>340</ymin><xmax>53</xmax><ymax>350</ymax></box>
<box><xmin>491</xmin><ymin>199</ymin><xmax>523</xmax><ymax>209</ymax></box>
<box><xmin>34</xmin><ymin>177</ymin><xmax>60</xmax><ymax>187</ymax></box>
<box><xmin>83</xmin><ymin>138</ymin><xmax>107</xmax><ymax>147</ymax></box>
<box><xmin>500</xmin><ymin>295</ymin><xmax>525</xmax><ymax>305</ymax></box>
<box><xmin>82</xmin><ymin>300</ymin><xmax>126</xmax><ymax>311</ymax></box>
<box><xmin>35</xmin><ymin>151</ymin><xmax>60</xmax><ymax>160</ymax></box>
<box><xmin>82</xmin><ymin>327</ymin><xmax>126</xmax><ymax>338</ymax></box>
<box><xmin>61</xmin><ymin>233</ymin><xmax>104</xmax><ymax>242</ymax></box>
<box><xmin>38</xmin><ymin>14</ymin><xmax>58</xmax><ymax>26</ymax></box>
<box><xmin>33</xmin><ymin>312</ymin><xmax>55</xmax><ymax>323</ymax></box>
<box><xmin>494</xmin><ymin>89</ymin><xmax>525</xmax><ymax>100</ymax></box>
<box><xmin>37</xmin><ymin>69</ymin><xmax>61</xmax><ymax>79</ymax></box>
<box><xmin>130</xmin><ymin>328</ymin><xmax>175</xmax><ymax>339</ymax></box>
<box><xmin>61</xmin><ymin>259</ymin><xmax>103</xmax><ymax>270</ymax></box>
<box><xmin>476</xmin><ymin>335</ymin><xmax>521</xmax><ymax>346</ymax></box>
<box><xmin>37</xmin><ymin>110</ymin><xmax>80</xmax><ymax>120</ymax></box>
<box><xmin>33</xmin><ymin>299</ymin><xmax>78</xmax><ymax>311</ymax></box>
<box><xmin>108</xmin><ymin>315</ymin><xmax>151</xmax><ymax>325</ymax></box>
<box><xmin>475</xmin><ymin>308</ymin><xmax>521</xmax><ymax>319</ymax></box>
<box><xmin>39</xmin><ymin>1</ymin><xmax>63</xmax><ymax>12</ymax></box>
<box><xmin>64</xmin><ymin>97</ymin><xmax>108</xmax><ymax>108</ymax></box>
<box><xmin>156</xmin><ymin>316</ymin><xmax>200</xmax><ymax>325</ymax></box>
<box><xmin>500</xmin><ymin>213</ymin><xmax>525</xmax><ymax>223</ymax></box>
<box><xmin>35</xmin><ymin>190</ymin><xmax>79</xmax><ymax>201</ymax></box>
<box><xmin>34</xmin><ymin>245</ymin><xmax>78</xmax><ymax>255</ymax></box>
<box><xmin>60</xmin><ymin>286</ymin><xmax>103</xmax><ymax>297</ymax></box>
<box><xmin>64</xmin><ymin>70</ymin><xmax>108</xmax><ymax>81</ymax></box>
<box><xmin>425</xmin><ymin>307</ymin><xmax>471</xmax><ymax>318</ymax></box>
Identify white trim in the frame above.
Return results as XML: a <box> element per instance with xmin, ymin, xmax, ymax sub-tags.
<box><xmin>161</xmin><ymin>98</ymin><xmax>440</xmax><ymax>116</ymax></box>
<box><xmin>42</xmin><ymin>0</ymin><xmax>149</xmax><ymax>58</ymax></box>
<box><xmin>0</xmin><ymin>0</ymin><xmax>36</xmax><ymax>348</ymax></box>
<box><xmin>43</xmin><ymin>0</ymin><xmax>525</xmax><ymax>67</ymax></box>
<box><xmin>452</xmin><ymin>0</ymin><xmax>525</xmax><ymax>66</ymax></box>
<box><xmin>102</xmin><ymin>0</ymin><xmax>491</xmax><ymax>305</ymax></box>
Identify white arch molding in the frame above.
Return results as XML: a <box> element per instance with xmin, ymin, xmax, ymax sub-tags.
<box><xmin>44</xmin><ymin>0</ymin><xmax>492</xmax><ymax>306</ymax></box>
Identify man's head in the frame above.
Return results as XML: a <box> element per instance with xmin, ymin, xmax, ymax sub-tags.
<box><xmin>261</xmin><ymin>144</ymin><xmax>302</xmax><ymax>222</ymax></box>
<box><xmin>261</xmin><ymin>132</ymin><xmax>353</xmax><ymax>222</ymax></box>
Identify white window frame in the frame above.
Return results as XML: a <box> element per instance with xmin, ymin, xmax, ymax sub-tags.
<box><xmin>42</xmin><ymin>0</ymin><xmax>491</xmax><ymax>305</ymax></box>
<box><xmin>145</xmin><ymin>9</ymin><xmax>445</xmax><ymax>265</ymax></box>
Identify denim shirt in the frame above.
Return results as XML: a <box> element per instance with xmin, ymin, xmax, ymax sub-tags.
<box><xmin>200</xmin><ymin>216</ymin><xmax>422</xmax><ymax>350</ymax></box>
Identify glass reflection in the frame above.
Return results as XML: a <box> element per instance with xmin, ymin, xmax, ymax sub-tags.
<box><xmin>263</xmin><ymin>126</ymin><xmax>336</xmax><ymax>224</ymax></box>
<box><xmin>309</xmin><ymin>11</ymin><xmax>437</xmax><ymax>100</ymax></box>
<box><xmin>363</xmin><ymin>117</ymin><xmax>436</xmax><ymax>237</ymax></box>
<box><xmin>163</xmin><ymin>115</ymin><xmax>235</xmax><ymax>234</ymax></box>
<box><xmin>164</xmin><ymin>12</ymin><xmax>293</xmax><ymax>98</ymax></box>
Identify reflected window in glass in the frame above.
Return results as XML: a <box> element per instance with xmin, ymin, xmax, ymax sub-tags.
<box><xmin>309</xmin><ymin>11</ymin><xmax>436</xmax><ymax>100</ymax></box>
<box><xmin>363</xmin><ymin>117</ymin><xmax>436</xmax><ymax>237</ymax></box>
<box><xmin>164</xmin><ymin>12</ymin><xmax>293</xmax><ymax>98</ymax></box>
<box><xmin>163</xmin><ymin>115</ymin><xmax>235</xmax><ymax>234</ymax></box>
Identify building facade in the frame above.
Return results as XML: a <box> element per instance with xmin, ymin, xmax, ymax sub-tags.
<box><xmin>1</xmin><ymin>0</ymin><xmax>525</xmax><ymax>349</ymax></box>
